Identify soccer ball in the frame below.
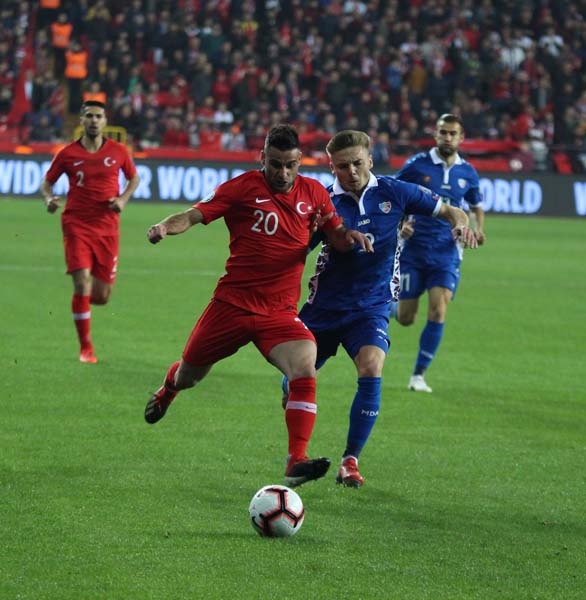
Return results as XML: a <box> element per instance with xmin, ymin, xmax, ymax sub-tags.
<box><xmin>249</xmin><ymin>485</ymin><xmax>305</xmax><ymax>538</ymax></box>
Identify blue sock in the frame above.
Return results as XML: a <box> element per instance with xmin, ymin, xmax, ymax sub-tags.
<box><xmin>344</xmin><ymin>377</ymin><xmax>381</xmax><ymax>459</ymax></box>
<box><xmin>414</xmin><ymin>320</ymin><xmax>444</xmax><ymax>375</ymax></box>
<box><xmin>281</xmin><ymin>375</ymin><xmax>289</xmax><ymax>395</ymax></box>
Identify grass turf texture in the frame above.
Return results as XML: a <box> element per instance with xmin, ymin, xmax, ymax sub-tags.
<box><xmin>1</xmin><ymin>198</ymin><xmax>585</xmax><ymax>599</ymax></box>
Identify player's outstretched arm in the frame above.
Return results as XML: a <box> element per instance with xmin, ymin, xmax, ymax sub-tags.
<box><xmin>438</xmin><ymin>205</ymin><xmax>478</xmax><ymax>249</ymax></box>
<box><xmin>147</xmin><ymin>207</ymin><xmax>204</xmax><ymax>244</ymax></box>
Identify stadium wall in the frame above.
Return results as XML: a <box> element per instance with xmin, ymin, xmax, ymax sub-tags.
<box><xmin>1</xmin><ymin>153</ymin><xmax>585</xmax><ymax>218</ymax></box>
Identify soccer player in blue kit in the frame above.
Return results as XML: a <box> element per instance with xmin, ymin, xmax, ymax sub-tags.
<box><xmin>281</xmin><ymin>130</ymin><xmax>478</xmax><ymax>487</ymax></box>
<box><xmin>394</xmin><ymin>114</ymin><xmax>486</xmax><ymax>393</ymax></box>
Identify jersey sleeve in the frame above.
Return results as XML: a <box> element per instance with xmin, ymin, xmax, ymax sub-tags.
<box><xmin>464</xmin><ymin>167</ymin><xmax>483</xmax><ymax>207</ymax></box>
<box><xmin>394</xmin><ymin>178</ymin><xmax>442</xmax><ymax>217</ymax></box>
<box><xmin>119</xmin><ymin>145</ymin><xmax>138</xmax><ymax>179</ymax></box>
<box><xmin>44</xmin><ymin>148</ymin><xmax>67</xmax><ymax>184</ymax></box>
<box><xmin>394</xmin><ymin>154</ymin><xmax>423</xmax><ymax>183</ymax></box>
<box><xmin>314</xmin><ymin>188</ymin><xmax>343</xmax><ymax>232</ymax></box>
<box><xmin>195</xmin><ymin>172</ymin><xmax>251</xmax><ymax>224</ymax></box>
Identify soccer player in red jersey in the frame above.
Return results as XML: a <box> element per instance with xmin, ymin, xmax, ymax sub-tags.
<box><xmin>144</xmin><ymin>124</ymin><xmax>373</xmax><ymax>487</ymax></box>
<box><xmin>40</xmin><ymin>101</ymin><xmax>140</xmax><ymax>364</ymax></box>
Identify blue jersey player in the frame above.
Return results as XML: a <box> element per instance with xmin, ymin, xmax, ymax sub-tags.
<box><xmin>394</xmin><ymin>113</ymin><xmax>486</xmax><ymax>393</ymax></box>
<box><xmin>281</xmin><ymin>130</ymin><xmax>478</xmax><ymax>487</ymax></box>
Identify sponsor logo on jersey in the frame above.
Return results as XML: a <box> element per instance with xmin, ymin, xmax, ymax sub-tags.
<box><xmin>73</xmin><ymin>160</ymin><xmax>84</xmax><ymax>166</ymax></box>
<box><xmin>378</xmin><ymin>201</ymin><xmax>391</xmax><ymax>214</ymax></box>
<box><xmin>358</xmin><ymin>218</ymin><xmax>371</xmax><ymax>226</ymax></box>
<box><xmin>255</xmin><ymin>197</ymin><xmax>271</xmax><ymax>203</ymax></box>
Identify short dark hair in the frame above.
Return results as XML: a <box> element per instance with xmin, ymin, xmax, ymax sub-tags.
<box><xmin>437</xmin><ymin>113</ymin><xmax>464</xmax><ymax>129</ymax></box>
<box><xmin>80</xmin><ymin>101</ymin><xmax>106</xmax><ymax>115</ymax></box>
<box><xmin>264</xmin><ymin>124</ymin><xmax>300</xmax><ymax>152</ymax></box>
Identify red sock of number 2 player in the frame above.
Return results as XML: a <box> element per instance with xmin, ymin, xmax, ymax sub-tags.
<box><xmin>72</xmin><ymin>294</ymin><xmax>92</xmax><ymax>349</ymax></box>
<box><xmin>285</xmin><ymin>377</ymin><xmax>317</xmax><ymax>464</ymax></box>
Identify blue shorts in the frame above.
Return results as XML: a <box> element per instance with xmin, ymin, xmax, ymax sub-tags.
<box><xmin>299</xmin><ymin>305</ymin><xmax>390</xmax><ymax>367</ymax></box>
<box><xmin>399</xmin><ymin>258</ymin><xmax>461</xmax><ymax>300</ymax></box>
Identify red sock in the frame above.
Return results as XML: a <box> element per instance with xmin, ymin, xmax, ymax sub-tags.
<box><xmin>285</xmin><ymin>377</ymin><xmax>317</xmax><ymax>462</ymax></box>
<box><xmin>72</xmin><ymin>294</ymin><xmax>91</xmax><ymax>348</ymax></box>
<box><xmin>164</xmin><ymin>361</ymin><xmax>180</xmax><ymax>390</ymax></box>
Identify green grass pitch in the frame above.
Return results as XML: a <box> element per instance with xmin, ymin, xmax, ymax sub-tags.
<box><xmin>1</xmin><ymin>198</ymin><xmax>585</xmax><ymax>599</ymax></box>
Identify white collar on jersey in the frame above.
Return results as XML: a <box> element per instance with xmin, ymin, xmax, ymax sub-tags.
<box><xmin>332</xmin><ymin>171</ymin><xmax>378</xmax><ymax>198</ymax></box>
<box><xmin>430</xmin><ymin>147</ymin><xmax>464</xmax><ymax>166</ymax></box>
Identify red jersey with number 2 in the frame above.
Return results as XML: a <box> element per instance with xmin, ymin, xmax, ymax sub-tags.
<box><xmin>44</xmin><ymin>138</ymin><xmax>137</xmax><ymax>236</ymax></box>
<box><xmin>196</xmin><ymin>170</ymin><xmax>342</xmax><ymax>316</ymax></box>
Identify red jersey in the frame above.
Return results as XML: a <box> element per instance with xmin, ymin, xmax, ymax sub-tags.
<box><xmin>44</xmin><ymin>138</ymin><xmax>137</xmax><ymax>236</ymax></box>
<box><xmin>196</xmin><ymin>170</ymin><xmax>342</xmax><ymax>315</ymax></box>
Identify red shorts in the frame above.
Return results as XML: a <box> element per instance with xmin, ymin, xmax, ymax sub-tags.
<box><xmin>182</xmin><ymin>299</ymin><xmax>316</xmax><ymax>366</ymax></box>
<box><xmin>63</xmin><ymin>232</ymin><xmax>119</xmax><ymax>284</ymax></box>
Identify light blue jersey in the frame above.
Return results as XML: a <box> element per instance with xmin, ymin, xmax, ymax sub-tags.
<box><xmin>301</xmin><ymin>173</ymin><xmax>442</xmax><ymax>334</ymax></box>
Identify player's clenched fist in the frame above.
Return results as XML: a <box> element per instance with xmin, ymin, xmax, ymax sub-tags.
<box><xmin>148</xmin><ymin>223</ymin><xmax>167</xmax><ymax>244</ymax></box>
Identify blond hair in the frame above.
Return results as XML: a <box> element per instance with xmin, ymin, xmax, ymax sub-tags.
<box><xmin>326</xmin><ymin>130</ymin><xmax>371</xmax><ymax>156</ymax></box>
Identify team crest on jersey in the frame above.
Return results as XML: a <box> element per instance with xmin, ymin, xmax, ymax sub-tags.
<box><xmin>200</xmin><ymin>190</ymin><xmax>215</xmax><ymax>203</ymax></box>
<box><xmin>378</xmin><ymin>201</ymin><xmax>391</xmax><ymax>214</ymax></box>
<box><xmin>296</xmin><ymin>201</ymin><xmax>313</xmax><ymax>214</ymax></box>
<box><xmin>104</xmin><ymin>157</ymin><xmax>116</xmax><ymax>166</ymax></box>
<box><xmin>458</xmin><ymin>178</ymin><xmax>467</xmax><ymax>188</ymax></box>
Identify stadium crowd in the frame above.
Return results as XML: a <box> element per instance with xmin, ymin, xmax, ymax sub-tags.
<box><xmin>1</xmin><ymin>0</ymin><xmax>586</xmax><ymax>171</ymax></box>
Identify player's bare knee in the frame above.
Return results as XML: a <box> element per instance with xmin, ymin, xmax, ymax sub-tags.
<box><xmin>428</xmin><ymin>310</ymin><xmax>444</xmax><ymax>322</ymax></box>
<box><xmin>289</xmin><ymin>361</ymin><xmax>316</xmax><ymax>380</ymax></box>
<box><xmin>397</xmin><ymin>312</ymin><xmax>416</xmax><ymax>326</ymax></box>
<box><xmin>358</xmin><ymin>363</ymin><xmax>383</xmax><ymax>378</ymax></box>
<box><xmin>90</xmin><ymin>293</ymin><xmax>109</xmax><ymax>305</ymax></box>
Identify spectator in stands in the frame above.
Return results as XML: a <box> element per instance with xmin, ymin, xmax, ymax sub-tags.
<box><xmin>461</xmin><ymin>98</ymin><xmax>490</xmax><ymax>139</ymax></box>
<box><xmin>189</xmin><ymin>58</ymin><xmax>214</xmax><ymax>106</ymax></box>
<box><xmin>184</xmin><ymin>109</ymin><xmax>200</xmax><ymax>149</ymax></box>
<box><xmin>0</xmin><ymin>59</ymin><xmax>15</xmax><ymax>115</ymax></box>
<box><xmin>83</xmin><ymin>0</ymin><xmax>111</xmax><ymax>58</ymax></box>
<box><xmin>162</xmin><ymin>114</ymin><xmax>188</xmax><ymax>147</ymax></box>
<box><xmin>198</xmin><ymin>121</ymin><xmax>222</xmax><ymax>151</ymax></box>
<box><xmin>83</xmin><ymin>81</ymin><xmax>106</xmax><ymax>105</ymax></box>
<box><xmin>211</xmin><ymin>69</ymin><xmax>232</xmax><ymax>105</ymax></box>
<box><xmin>371</xmin><ymin>131</ymin><xmax>391</xmax><ymax>168</ymax></box>
<box><xmin>157</xmin><ymin>81</ymin><xmax>187</xmax><ymax>111</ymax></box>
<box><xmin>221</xmin><ymin>124</ymin><xmax>246</xmax><ymax>151</ymax></box>
<box><xmin>64</xmin><ymin>39</ymin><xmax>88</xmax><ymax>114</ymax></box>
<box><xmin>29</xmin><ymin>110</ymin><xmax>60</xmax><ymax>142</ymax></box>
<box><xmin>213</xmin><ymin>101</ymin><xmax>235</xmax><ymax>130</ymax></box>
<box><xmin>37</xmin><ymin>0</ymin><xmax>61</xmax><ymax>32</ymax></box>
<box><xmin>113</xmin><ymin>102</ymin><xmax>140</xmax><ymax>145</ymax></box>
<box><xmin>8</xmin><ymin>0</ymin><xmax>586</xmax><ymax>173</ymax></box>
<box><xmin>49</xmin><ymin>12</ymin><xmax>72</xmax><ymax>76</ymax></box>
<box><xmin>139</xmin><ymin>120</ymin><xmax>162</xmax><ymax>149</ymax></box>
